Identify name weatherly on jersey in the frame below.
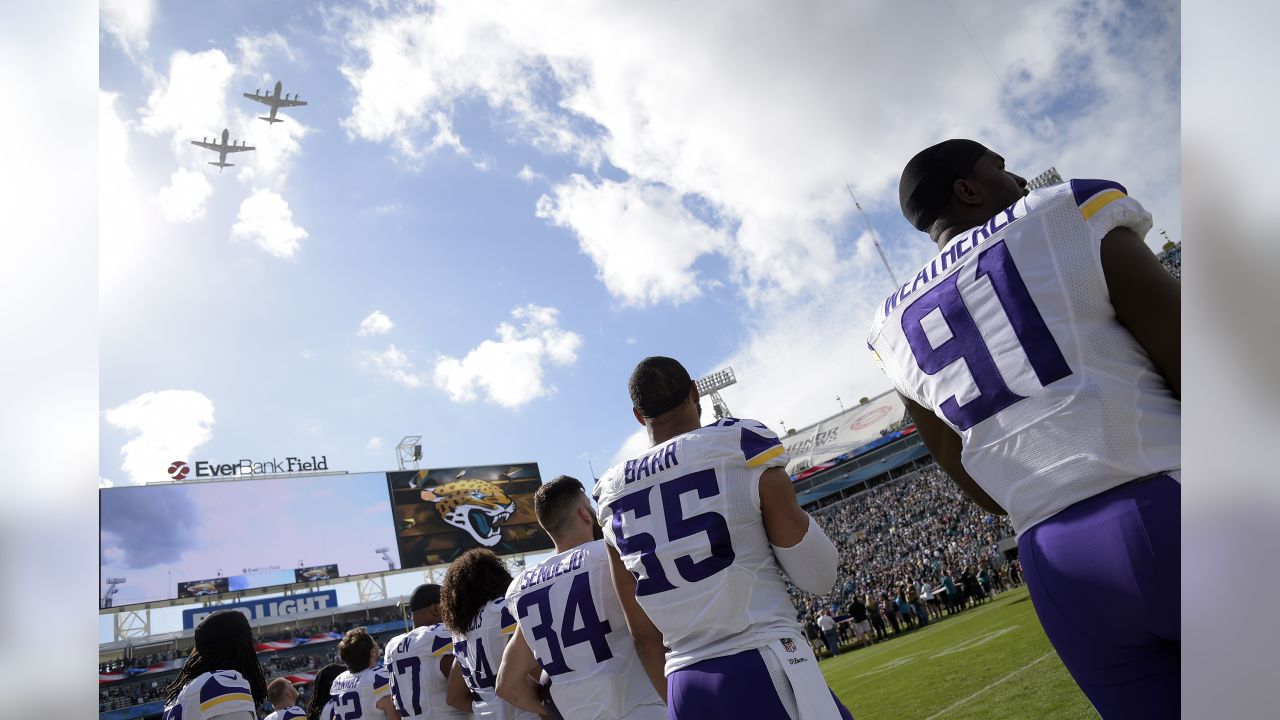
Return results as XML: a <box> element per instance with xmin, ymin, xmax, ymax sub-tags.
<box><xmin>882</xmin><ymin>196</ymin><xmax>1030</xmax><ymax>317</ymax></box>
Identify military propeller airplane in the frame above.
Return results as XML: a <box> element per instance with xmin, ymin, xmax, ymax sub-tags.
<box><xmin>190</xmin><ymin>128</ymin><xmax>255</xmax><ymax>171</ymax></box>
<box><xmin>243</xmin><ymin>80</ymin><xmax>308</xmax><ymax>124</ymax></box>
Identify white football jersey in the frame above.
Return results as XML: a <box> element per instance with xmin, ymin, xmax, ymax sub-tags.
<box><xmin>867</xmin><ymin>179</ymin><xmax>1180</xmax><ymax>535</ymax></box>
<box><xmin>161</xmin><ymin>669</ymin><xmax>257</xmax><ymax>720</ymax></box>
<box><xmin>329</xmin><ymin>666</ymin><xmax>393</xmax><ymax>720</ymax></box>
<box><xmin>595</xmin><ymin>418</ymin><xmax>804</xmax><ymax>675</ymax></box>
<box><xmin>452</xmin><ymin>597</ymin><xmax>540</xmax><ymax>720</ymax></box>
<box><xmin>263</xmin><ymin>705</ymin><xmax>306</xmax><ymax>720</ymax></box>
<box><xmin>504</xmin><ymin>540</ymin><xmax>665</xmax><ymax>719</ymax></box>
<box><xmin>384</xmin><ymin>623</ymin><xmax>469</xmax><ymax>720</ymax></box>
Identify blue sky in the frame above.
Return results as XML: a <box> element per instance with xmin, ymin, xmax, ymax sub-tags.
<box><xmin>99</xmin><ymin>0</ymin><xmax>1180</xmax><ymax>638</ymax></box>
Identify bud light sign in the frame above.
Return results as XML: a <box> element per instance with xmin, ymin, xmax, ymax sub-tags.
<box><xmin>182</xmin><ymin>590</ymin><xmax>338</xmax><ymax>629</ymax></box>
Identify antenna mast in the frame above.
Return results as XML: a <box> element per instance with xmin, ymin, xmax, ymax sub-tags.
<box><xmin>845</xmin><ymin>183</ymin><xmax>901</xmax><ymax>289</ymax></box>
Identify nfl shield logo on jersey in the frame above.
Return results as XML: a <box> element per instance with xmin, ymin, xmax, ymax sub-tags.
<box><xmin>781</xmin><ymin>637</ymin><xmax>797</xmax><ymax>653</ymax></box>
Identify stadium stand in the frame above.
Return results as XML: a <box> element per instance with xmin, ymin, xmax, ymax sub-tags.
<box><xmin>1158</xmin><ymin>241</ymin><xmax>1181</xmax><ymax>279</ymax></box>
<box><xmin>99</xmin><ymin>604</ymin><xmax>407</xmax><ymax>718</ymax></box>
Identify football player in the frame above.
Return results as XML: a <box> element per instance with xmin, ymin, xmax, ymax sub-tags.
<box><xmin>383</xmin><ymin>583</ymin><xmax>469</xmax><ymax>720</ymax></box>
<box><xmin>498</xmin><ymin>475</ymin><xmax>665</xmax><ymax>719</ymax></box>
<box><xmin>440</xmin><ymin>549</ymin><xmax>540</xmax><ymax>719</ymax></box>
<box><xmin>161</xmin><ymin>610</ymin><xmax>267</xmax><ymax>720</ymax></box>
<box><xmin>596</xmin><ymin>357</ymin><xmax>854</xmax><ymax>720</ymax></box>
<box><xmin>328</xmin><ymin>628</ymin><xmax>398</xmax><ymax>720</ymax></box>
<box><xmin>870</xmin><ymin>139</ymin><xmax>1179</xmax><ymax>717</ymax></box>
<box><xmin>263</xmin><ymin>678</ymin><xmax>305</xmax><ymax>720</ymax></box>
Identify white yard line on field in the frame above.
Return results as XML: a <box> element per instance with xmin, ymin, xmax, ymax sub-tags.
<box><xmin>921</xmin><ymin>651</ymin><xmax>1055</xmax><ymax>720</ymax></box>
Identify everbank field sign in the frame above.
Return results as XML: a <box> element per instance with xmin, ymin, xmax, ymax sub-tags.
<box><xmin>166</xmin><ymin>455</ymin><xmax>329</xmax><ymax>480</ymax></box>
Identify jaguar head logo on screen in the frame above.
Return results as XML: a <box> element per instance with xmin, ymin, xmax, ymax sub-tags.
<box><xmin>412</xmin><ymin>473</ymin><xmax>516</xmax><ymax>547</ymax></box>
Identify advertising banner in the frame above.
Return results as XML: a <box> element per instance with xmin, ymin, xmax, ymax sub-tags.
<box><xmin>176</xmin><ymin>577</ymin><xmax>228</xmax><ymax>599</ymax></box>
<box><xmin>181</xmin><ymin>589</ymin><xmax>339</xmax><ymax>629</ymax></box>
<box><xmin>387</xmin><ymin>463</ymin><xmax>553</xmax><ymax>567</ymax></box>
<box><xmin>782</xmin><ymin>391</ymin><xmax>906</xmax><ymax>476</ymax></box>
<box><xmin>295</xmin><ymin>563</ymin><xmax>340</xmax><ymax>583</ymax></box>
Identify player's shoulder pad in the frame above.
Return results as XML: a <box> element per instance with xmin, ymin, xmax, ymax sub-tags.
<box><xmin>499</xmin><ymin>602</ymin><xmax>518</xmax><ymax>634</ymax></box>
<box><xmin>197</xmin><ymin>670</ymin><xmax>254</xmax><ymax>711</ymax></box>
<box><xmin>1069</xmin><ymin>178</ymin><xmax>1128</xmax><ymax>218</ymax></box>
<box><xmin>429</xmin><ymin>623</ymin><xmax>455</xmax><ymax>656</ymax></box>
<box><xmin>731</xmin><ymin>418</ymin><xmax>787</xmax><ymax>469</ymax></box>
<box><xmin>372</xmin><ymin>667</ymin><xmax>392</xmax><ymax>689</ymax></box>
<box><xmin>1068</xmin><ymin>177</ymin><xmax>1152</xmax><ymax>239</ymax></box>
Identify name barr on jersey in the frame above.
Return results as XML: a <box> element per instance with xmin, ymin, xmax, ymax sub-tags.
<box><xmin>883</xmin><ymin>198</ymin><xmax>1029</xmax><ymax>316</ymax></box>
<box><xmin>517</xmin><ymin>547</ymin><xmax>586</xmax><ymax>591</ymax></box>
<box><xmin>623</xmin><ymin>443</ymin><xmax>680</xmax><ymax>484</ymax></box>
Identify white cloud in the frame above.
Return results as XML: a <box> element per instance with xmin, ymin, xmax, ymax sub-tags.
<box><xmin>366</xmin><ymin>437</ymin><xmax>384</xmax><ymax>454</ymax></box>
<box><xmin>157</xmin><ymin>168</ymin><xmax>214</xmax><ymax>222</ymax></box>
<box><xmin>100</xmin><ymin>91</ymin><xmax>147</xmax><ymax>294</ymax></box>
<box><xmin>610</xmin><ymin>428</ymin><xmax>651</xmax><ymax>466</ymax></box>
<box><xmin>139</xmin><ymin>49</ymin><xmax>237</xmax><ymax>152</ymax></box>
<box><xmin>300</xmin><ymin>349</ymin><xmax>314</xmax><ymax>360</ymax></box>
<box><xmin>517</xmin><ymin>165</ymin><xmax>543</xmax><ymax>183</ymax></box>
<box><xmin>231</xmin><ymin>189</ymin><xmax>308</xmax><ymax>258</ymax></box>
<box><xmin>104</xmin><ymin>390</ymin><xmax>215</xmax><ymax>485</ymax></box>
<box><xmin>358</xmin><ymin>310</ymin><xmax>395</xmax><ymax>337</ymax></box>
<box><xmin>100</xmin><ymin>0</ymin><xmax>155</xmax><ymax>60</ymax></box>
<box><xmin>338</xmin><ymin>0</ymin><xmax>1180</xmax><ymax>304</ymax></box>
<box><xmin>369</xmin><ymin>344</ymin><xmax>430</xmax><ymax>388</ymax></box>
<box><xmin>335</xmin><ymin>0</ymin><xmax>1180</xmax><ymax>463</ymax></box>
<box><xmin>433</xmin><ymin>304</ymin><xmax>582</xmax><ymax>408</ymax></box>
<box><xmin>99</xmin><ymin>477</ymin><xmax>116</xmax><ymax>489</ymax></box>
<box><xmin>536</xmin><ymin>175</ymin><xmax>729</xmax><ymax>306</ymax></box>
<box><xmin>236</xmin><ymin>31</ymin><xmax>298</xmax><ymax>81</ymax></box>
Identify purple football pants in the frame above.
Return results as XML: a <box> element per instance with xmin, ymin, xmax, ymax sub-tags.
<box><xmin>1019</xmin><ymin>474</ymin><xmax>1180</xmax><ymax>719</ymax></box>
<box><xmin>666</xmin><ymin>647</ymin><xmax>854</xmax><ymax>720</ymax></box>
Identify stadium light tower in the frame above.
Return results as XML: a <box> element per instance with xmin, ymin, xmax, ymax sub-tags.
<box><xmin>396</xmin><ymin>435</ymin><xmax>423</xmax><ymax>470</ymax></box>
<box><xmin>376</xmin><ymin>547</ymin><xmax>396</xmax><ymax>571</ymax></box>
<box><xmin>695</xmin><ymin>367</ymin><xmax>737</xmax><ymax>420</ymax></box>
<box><xmin>1026</xmin><ymin>167</ymin><xmax>1064</xmax><ymax>190</ymax></box>
<box><xmin>102</xmin><ymin>577</ymin><xmax>126</xmax><ymax>609</ymax></box>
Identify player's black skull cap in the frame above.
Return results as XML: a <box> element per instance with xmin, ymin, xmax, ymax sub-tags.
<box><xmin>194</xmin><ymin>609</ymin><xmax>252</xmax><ymax>651</ymax></box>
<box><xmin>409</xmin><ymin>583</ymin><xmax>441</xmax><ymax>611</ymax></box>
<box><xmin>898</xmin><ymin>139</ymin><xmax>989</xmax><ymax>231</ymax></box>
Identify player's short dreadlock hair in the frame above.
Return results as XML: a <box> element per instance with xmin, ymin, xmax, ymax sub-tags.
<box><xmin>165</xmin><ymin>610</ymin><xmax>268</xmax><ymax>705</ymax></box>
<box><xmin>628</xmin><ymin>356</ymin><xmax>695</xmax><ymax>418</ymax></box>
<box><xmin>534</xmin><ymin>475</ymin><xmax>586</xmax><ymax>536</ymax></box>
<box><xmin>440</xmin><ymin>548</ymin><xmax>513</xmax><ymax>635</ymax></box>
<box><xmin>306</xmin><ymin>664</ymin><xmax>344</xmax><ymax>720</ymax></box>
<box><xmin>337</xmin><ymin>627</ymin><xmax>377</xmax><ymax>674</ymax></box>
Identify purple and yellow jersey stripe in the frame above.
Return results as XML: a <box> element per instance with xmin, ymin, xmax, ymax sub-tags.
<box><xmin>373</xmin><ymin>668</ymin><xmax>393</xmax><ymax>697</ymax></box>
<box><xmin>500</xmin><ymin>605</ymin><xmax>518</xmax><ymax>634</ymax></box>
<box><xmin>197</xmin><ymin>671</ymin><xmax>256</xmax><ymax>713</ymax></box>
<box><xmin>429</xmin><ymin>630</ymin><xmax>454</xmax><ymax>657</ymax></box>
<box><xmin>1070</xmin><ymin>179</ymin><xmax>1128</xmax><ymax>220</ymax></box>
<box><xmin>740</xmin><ymin>421</ymin><xmax>786</xmax><ymax>468</ymax></box>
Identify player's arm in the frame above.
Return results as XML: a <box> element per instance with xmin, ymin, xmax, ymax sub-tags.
<box><xmin>496</xmin><ymin>627</ymin><xmax>546</xmax><ymax>715</ymax></box>
<box><xmin>606</xmin><ymin>541</ymin><xmax>668</xmax><ymax>702</ymax></box>
<box><xmin>446</xmin><ymin>661</ymin><xmax>472</xmax><ymax>712</ymax></box>
<box><xmin>900</xmin><ymin>394</ymin><xmax>1006</xmax><ymax>515</ymax></box>
<box><xmin>1100</xmin><ymin>226</ymin><xmax>1180</xmax><ymax>400</ymax></box>
<box><xmin>759</xmin><ymin>465</ymin><xmax>839</xmax><ymax>594</ymax></box>
<box><xmin>438</xmin><ymin>653</ymin><xmax>454</xmax><ymax>682</ymax></box>
<box><xmin>376</xmin><ymin>694</ymin><xmax>401</xmax><ymax>720</ymax></box>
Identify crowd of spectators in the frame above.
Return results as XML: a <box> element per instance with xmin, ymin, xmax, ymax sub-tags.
<box><xmin>1158</xmin><ymin>242</ymin><xmax>1181</xmax><ymax>279</ymax></box>
<box><xmin>99</xmin><ymin>611</ymin><xmax>405</xmax><ymax>714</ymax></box>
<box><xmin>789</xmin><ymin>464</ymin><xmax>1021</xmax><ymax>650</ymax></box>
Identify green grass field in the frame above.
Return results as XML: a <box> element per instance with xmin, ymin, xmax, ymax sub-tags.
<box><xmin>820</xmin><ymin>587</ymin><xmax>1099</xmax><ymax>719</ymax></box>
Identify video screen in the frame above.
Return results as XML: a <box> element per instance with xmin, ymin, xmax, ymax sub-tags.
<box><xmin>295</xmin><ymin>563</ymin><xmax>340</xmax><ymax>583</ymax></box>
<box><xmin>177</xmin><ymin>577</ymin><xmax>229</xmax><ymax>598</ymax></box>
<box><xmin>100</xmin><ymin>472</ymin><xmax>400</xmax><ymax>607</ymax></box>
<box><xmin>387</xmin><ymin>463</ymin><xmax>552</xmax><ymax>568</ymax></box>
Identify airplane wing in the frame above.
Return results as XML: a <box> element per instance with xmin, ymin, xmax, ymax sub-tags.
<box><xmin>223</xmin><ymin>144</ymin><xmax>255</xmax><ymax>153</ymax></box>
<box><xmin>190</xmin><ymin>140</ymin><xmax>221</xmax><ymax>151</ymax></box>
<box><xmin>242</xmin><ymin>93</ymin><xmax>308</xmax><ymax>108</ymax></box>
